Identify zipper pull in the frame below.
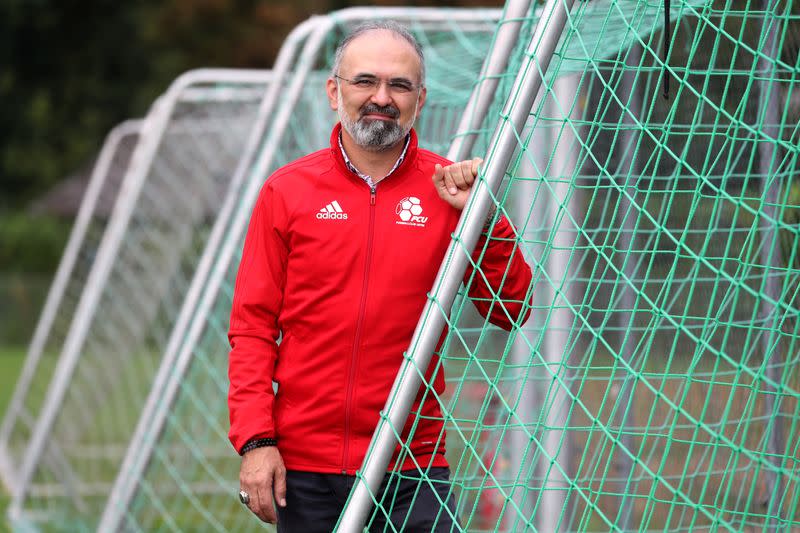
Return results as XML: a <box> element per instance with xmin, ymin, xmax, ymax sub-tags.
<box><xmin>370</xmin><ymin>190</ymin><xmax>376</xmax><ymax>205</ymax></box>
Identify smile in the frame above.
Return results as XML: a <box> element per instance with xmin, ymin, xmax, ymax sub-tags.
<box><xmin>362</xmin><ymin>113</ymin><xmax>396</xmax><ymax>121</ymax></box>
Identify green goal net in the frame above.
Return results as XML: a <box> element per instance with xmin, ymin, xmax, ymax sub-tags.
<box><xmin>351</xmin><ymin>0</ymin><xmax>800</xmax><ymax>531</ymax></box>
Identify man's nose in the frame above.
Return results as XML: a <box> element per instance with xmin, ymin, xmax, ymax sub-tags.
<box><xmin>370</xmin><ymin>82</ymin><xmax>393</xmax><ymax>107</ymax></box>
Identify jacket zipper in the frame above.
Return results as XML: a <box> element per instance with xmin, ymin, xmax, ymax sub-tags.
<box><xmin>342</xmin><ymin>187</ymin><xmax>377</xmax><ymax>473</ymax></box>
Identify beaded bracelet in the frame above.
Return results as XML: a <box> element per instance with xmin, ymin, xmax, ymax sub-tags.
<box><xmin>240</xmin><ymin>437</ymin><xmax>278</xmax><ymax>455</ymax></box>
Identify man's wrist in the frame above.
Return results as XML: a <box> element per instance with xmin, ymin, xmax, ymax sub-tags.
<box><xmin>240</xmin><ymin>437</ymin><xmax>278</xmax><ymax>455</ymax></box>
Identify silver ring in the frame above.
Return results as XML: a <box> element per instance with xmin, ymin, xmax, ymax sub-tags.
<box><xmin>239</xmin><ymin>490</ymin><xmax>250</xmax><ymax>505</ymax></box>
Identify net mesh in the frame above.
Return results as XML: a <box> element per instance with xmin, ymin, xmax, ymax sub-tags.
<box><xmin>0</xmin><ymin>121</ymin><xmax>139</xmax><ymax>489</ymax></box>
<box><xmin>359</xmin><ymin>0</ymin><xmax>800</xmax><ymax>531</ymax></box>
<box><xmin>10</xmin><ymin>74</ymin><xmax>272</xmax><ymax>531</ymax></box>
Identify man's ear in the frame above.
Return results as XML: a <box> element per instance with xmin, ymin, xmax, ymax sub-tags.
<box><xmin>415</xmin><ymin>86</ymin><xmax>427</xmax><ymax>118</ymax></box>
<box><xmin>327</xmin><ymin>77</ymin><xmax>339</xmax><ymax>111</ymax></box>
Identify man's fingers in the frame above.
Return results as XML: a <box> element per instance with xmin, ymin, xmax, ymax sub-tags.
<box><xmin>242</xmin><ymin>483</ymin><xmax>265</xmax><ymax>523</ymax></box>
<box><xmin>241</xmin><ymin>473</ymin><xmax>276</xmax><ymax>523</ymax></box>
<box><xmin>434</xmin><ymin>163</ymin><xmax>444</xmax><ymax>180</ymax></box>
<box><xmin>433</xmin><ymin>163</ymin><xmax>455</xmax><ymax>195</ymax></box>
<box><xmin>439</xmin><ymin>162</ymin><xmax>467</xmax><ymax>194</ymax></box>
<box><xmin>459</xmin><ymin>160</ymin><xmax>476</xmax><ymax>187</ymax></box>
<box><xmin>471</xmin><ymin>157</ymin><xmax>483</xmax><ymax>176</ymax></box>
<box><xmin>433</xmin><ymin>160</ymin><xmax>480</xmax><ymax>208</ymax></box>
<box><xmin>258</xmin><ymin>481</ymin><xmax>278</xmax><ymax>523</ymax></box>
<box><xmin>433</xmin><ymin>163</ymin><xmax>445</xmax><ymax>188</ymax></box>
<box><xmin>449</xmin><ymin>162</ymin><xmax>472</xmax><ymax>191</ymax></box>
<box><xmin>274</xmin><ymin>465</ymin><xmax>287</xmax><ymax>508</ymax></box>
<box><xmin>453</xmin><ymin>157</ymin><xmax>482</xmax><ymax>186</ymax></box>
<box><xmin>239</xmin><ymin>447</ymin><xmax>286</xmax><ymax>523</ymax></box>
<box><xmin>444</xmin><ymin>172</ymin><xmax>458</xmax><ymax>195</ymax></box>
<box><xmin>437</xmin><ymin>163</ymin><xmax>457</xmax><ymax>195</ymax></box>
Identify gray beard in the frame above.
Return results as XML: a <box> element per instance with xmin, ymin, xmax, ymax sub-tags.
<box><xmin>344</xmin><ymin>117</ymin><xmax>405</xmax><ymax>150</ymax></box>
<box><xmin>337</xmin><ymin>93</ymin><xmax>418</xmax><ymax>152</ymax></box>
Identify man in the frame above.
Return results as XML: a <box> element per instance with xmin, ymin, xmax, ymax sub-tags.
<box><xmin>228</xmin><ymin>21</ymin><xmax>532</xmax><ymax>532</ymax></box>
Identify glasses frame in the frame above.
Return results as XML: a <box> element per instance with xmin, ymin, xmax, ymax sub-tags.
<box><xmin>334</xmin><ymin>74</ymin><xmax>424</xmax><ymax>95</ymax></box>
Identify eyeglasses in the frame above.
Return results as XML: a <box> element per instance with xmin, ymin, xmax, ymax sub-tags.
<box><xmin>334</xmin><ymin>74</ymin><xmax>423</xmax><ymax>95</ymax></box>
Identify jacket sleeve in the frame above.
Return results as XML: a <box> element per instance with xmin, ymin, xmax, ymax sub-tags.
<box><xmin>464</xmin><ymin>214</ymin><xmax>532</xmax><ymax>330</ymax></box>
<box><xmin>227</xmin><ymin>180</ymin><xmax>287</xmax><ymax>453</ymax></box>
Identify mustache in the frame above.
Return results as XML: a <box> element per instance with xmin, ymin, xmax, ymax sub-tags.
<box><xmin>360</xmin><ymin>103</ymin><xmax>400</xmax><ymax>119</ymax></box>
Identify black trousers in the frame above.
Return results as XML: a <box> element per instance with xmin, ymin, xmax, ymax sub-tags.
<box><xmin>276</xmin><ymin>467</ymin><xmax>459</xmax><ymax>532</ymax></box>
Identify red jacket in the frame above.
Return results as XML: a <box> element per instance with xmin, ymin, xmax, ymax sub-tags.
<box><xmin>228</xmin><ymin>124</ymin><xmax>532</xmax><ymax>474</ymax></box>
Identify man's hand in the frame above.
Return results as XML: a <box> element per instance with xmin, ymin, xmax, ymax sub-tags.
<box><xmin>432</xmin><ymin>157</ymin><xmax>483</xmax><ymax>210</ymax></box>
<box><xmin>240</xmin><ymin>446</ymin><xmax>287</xmax><ymax>523</ymax></box>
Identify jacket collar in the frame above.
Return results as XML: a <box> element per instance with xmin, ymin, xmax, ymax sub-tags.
<box><xmin>329</xmin><ymin>122</ymin><xmax>419</xmax><ymax>181</ymax></box>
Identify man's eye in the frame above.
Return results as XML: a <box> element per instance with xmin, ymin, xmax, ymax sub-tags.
<box><xmin>354</xmin><ymin>79</ymin><xmax>377</xmax><ymax>88</ymax></box>
<box><xmin>389</xmin><ymin>81</ymin><xmax>414</xmax><ymax>92</ymax></box>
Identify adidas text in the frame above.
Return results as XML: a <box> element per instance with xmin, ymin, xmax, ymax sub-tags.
<box><xmin>316</xmin><ymin>212</ymin><xmax>348</xmax><ymax>220</ymax></box>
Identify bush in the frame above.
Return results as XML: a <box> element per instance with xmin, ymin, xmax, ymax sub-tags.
<box><xmin>0</xmin><ymin>273</ymin><xmax>51</xmax><ymax>345</ymax></box>
<box><xmin>0</xmin><ymin>212</ymin><xmax>71</xmax><ymax>273</ymax></box>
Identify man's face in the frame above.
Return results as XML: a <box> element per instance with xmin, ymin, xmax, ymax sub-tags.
<box><xmin>327</xmin><ymin>30</ymin><xmax>427</xmax><ymax>152</ymax></box>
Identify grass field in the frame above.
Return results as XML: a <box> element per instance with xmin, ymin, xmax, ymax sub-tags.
<box><xmin>0</xmin><ymin>345</ymin><xmax>26</xmax><ymax>533</ymax></box>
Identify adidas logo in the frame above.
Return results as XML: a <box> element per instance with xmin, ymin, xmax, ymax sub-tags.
<box><xmin>316</xmin><ymin>200</ymin><xmax>348</xmax><ymax>220</ymax></box>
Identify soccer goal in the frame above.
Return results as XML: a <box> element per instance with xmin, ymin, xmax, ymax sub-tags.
<box><xmin>0</xmin><ymin>119</ymin><xmax>141</xmax><ymax>490</ymax></box>
<box><xmin>343</xmin><ymin>0</ymin><xmax>800</xmax><ymax>531</ymax></box>
<box><xmin>7</xmin><ymin>70</ymin><xmax>274</xmax><ymax>530</ymax></box>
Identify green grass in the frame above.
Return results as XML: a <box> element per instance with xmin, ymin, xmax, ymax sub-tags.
<box><xmin>0</xmin><ymin>345</ymin><xmax>26</xmax><ymax>533</ymax></box>
<box><xmin>0</xmin><ymin>345</ymin><xmax>25</xmax><ymax>411</ymax></box>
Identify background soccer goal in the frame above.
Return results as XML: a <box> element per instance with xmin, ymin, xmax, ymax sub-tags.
<box><xmin>0</xmin><ymin>119</ymin><xmax>140</xmax><ymax>491</ymax></box>
<box><xmin>7</xmin><ymin>69</ymin><xmax>274</xmax><ymax>530</ymax></box>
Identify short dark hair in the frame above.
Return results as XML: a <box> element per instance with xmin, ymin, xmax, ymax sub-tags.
<box><xmin>331</xmin><ymin>20</ymin><xmax>426</xmax><ymax>85</ymax></box>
